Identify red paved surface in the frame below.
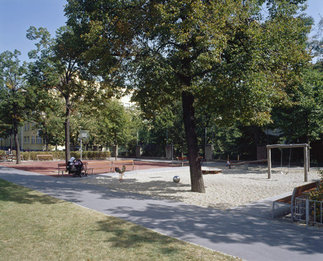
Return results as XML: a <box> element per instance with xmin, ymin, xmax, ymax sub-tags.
<box><xmin>0</xmin><ymin>160</ymin><xmax>176</xmax><ymax>177</ymax></box>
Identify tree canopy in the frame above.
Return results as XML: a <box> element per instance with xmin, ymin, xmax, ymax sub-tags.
<box><xmin>0</xmin><ymin>50</ymin><xmax>34</xmax><ymax>163</ymax></box>
<box><xmin>64</xmin><ymin>0</ymin><xmax>312</xmax><ymax>192</ymax></box>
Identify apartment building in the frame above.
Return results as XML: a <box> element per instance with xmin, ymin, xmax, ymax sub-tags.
<box><xmin>0</xmin><ymin>122</ymin><xmax>44</xmax><ymax>151</ymax></box>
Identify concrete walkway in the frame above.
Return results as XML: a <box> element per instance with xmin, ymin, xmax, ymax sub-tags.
<box><xmin>0</xmin><ymin>166</ymin><xmax>322</xmax><ymax>261</ymax></box>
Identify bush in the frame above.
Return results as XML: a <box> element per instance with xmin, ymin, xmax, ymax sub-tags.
<box><xmin>20</xmin><ymin>151</ymin><xmax>111</xmax><ymax>161</ymax></box>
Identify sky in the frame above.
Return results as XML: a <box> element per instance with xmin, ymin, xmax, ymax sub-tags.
<box><xmin>0</xmin><ymin>0</ymin><xmax>322</xmax><ymax>62</ymax></box>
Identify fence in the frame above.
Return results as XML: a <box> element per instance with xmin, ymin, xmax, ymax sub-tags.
<box><xmin>293</xmin><ymin>197</ymin><xmax>323</xmax><ymax>226</ymax></box>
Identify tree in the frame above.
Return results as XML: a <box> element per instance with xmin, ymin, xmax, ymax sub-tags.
<box><xmin>27</xmin><ymin>26</ymin><xmax>101</xmax><ymax>163</ymax></box>
<box><xmin>96</xmin><ymin>99</ymin><xmax>131</xmax><ymax>156</ymax></box>
<box><xmin>270</xmin><ymin>15</ymin><xmax>323</xmax><ymax>145</ymax></box>
<box><xmin>65</xmin><ymin>0</ymin><xmax>311</xmax><ymax>192</ymax></box>
<box><xmin>34</xmin><ymin>99</ymin><xmax>65</xmax><ymax>151</ymax></box>
<box><xmin>0</xmin><ymin>50</ymin><xmax>32</xmax><ymax>163</ymax></box>
<box><xmin>271</xmin><ymin>63</ymin><xmax>323</xmax><ymax>144</ymax></box>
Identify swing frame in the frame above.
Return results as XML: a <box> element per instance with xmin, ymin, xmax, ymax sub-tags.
<box><xmin>266</xmin><ymin>144</ymin><xmax>310</xmax><ymax>182</ymax></box>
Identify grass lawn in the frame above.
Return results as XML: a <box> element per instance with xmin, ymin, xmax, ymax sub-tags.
<box><xmin>0</xmin><ymin>179</ymin><xmax>238</xmax><ymax>261</ymax></box>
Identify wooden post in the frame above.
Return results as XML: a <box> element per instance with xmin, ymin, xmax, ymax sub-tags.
<box><xmin>267</xmin><ymin>147</ymin><xmax>271</xmax><ymax>179</ymax></box>
<box><xmin>308</xmin><ymin>148</ymin><xmax>310</xmax><ymax>172</ymax></box>
<box><xmin>304</xmin><ymin>146</ymin><xmax>308</xmax><ymax>182</ymax></box>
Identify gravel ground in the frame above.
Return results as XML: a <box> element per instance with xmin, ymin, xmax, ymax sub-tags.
<box><xmin>81</xmin><ymin>165</ymin><xmax>321</xmax><ymax>209</ymax></box>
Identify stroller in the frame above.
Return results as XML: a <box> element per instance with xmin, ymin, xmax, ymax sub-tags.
<box><xmin>67</xmin><ymin>157</ymin><xmax>86</xmax><ymax>177</ymax></box>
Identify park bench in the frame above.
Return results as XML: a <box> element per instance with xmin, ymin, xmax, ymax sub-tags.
<box><xmin>37</xmin><ymin>154</ymin><xmax>54</xmax><ymax>161</ymax></box>
<box><xmin>5</xmin><ymin>154</ymin><xmax>23</xmax><ymax>161</ymax></box>
<box><xmin>272</xmin><ymin>181</ymin><xmax>320</xmax><ymax>219</ymax></box>
<box><xmin>109</xmin><ymin>160</ymin><xmax>135</xmax><ymax>172</ymax></box>
<box><xmin>201</xmin><ymin>168</ymin><xmax>222</xmax><ymax>174</ymax></box>
<box><xmin>57</xmin><ymin>162</ymin><xmax>94</xmax><ymax>176</ymax></box>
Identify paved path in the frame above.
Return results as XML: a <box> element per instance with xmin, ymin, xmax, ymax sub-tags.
<box><xmin>0</xmin><ymin>166</ymin><xmax>322</xmax><ymax>261</ymax></box>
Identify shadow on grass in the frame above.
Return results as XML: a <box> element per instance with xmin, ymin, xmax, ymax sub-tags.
<box><xmin>96</xmin><ymin>217</ymin><xmax>181</xmax><ymax>255</ymax></box>
<box><xmin>0</xmin><ymin>178</ymin><xmax>58</xmax><ymax>205</ymax></box>
<box><xmin>1</xmin><ymin>167</ymin><xmax>323</xmax><ymax>260</ymax></box>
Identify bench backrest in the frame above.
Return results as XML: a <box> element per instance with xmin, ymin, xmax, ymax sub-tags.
<box><xmin>58</xmin><ymin>163</ymin><xmax>66</xmax><ymax>167</ymax></box>
<box><xmin>293</xmin><ymin>181</ymin><xmax>319</xmax><ymax>199</ymax></box>
<box><xmin>111</xmin><ymin>160</ymin><xmax>134</xmax><ymax>165</ymax></box>
<box><xmin>291</xmin><ymin>181</ymin><xmax>320</xmax><ymax>221</ymax></box>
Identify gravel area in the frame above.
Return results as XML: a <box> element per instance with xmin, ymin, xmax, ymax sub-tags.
<box><xmin>81</xmin><ymin>165</ymin><xmax>321</xmax><ymax>209</ymax></box>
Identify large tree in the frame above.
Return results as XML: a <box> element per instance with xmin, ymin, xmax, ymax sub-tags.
<box><xmin>0</xmin><ymin>50</ymin><xmax>33</xmax><ymax>163</ymax></box>
<box><xmin>27</xmin><ymin>26</ymin><xmax>103</xmax><ymax>163</ymax></box>
<box><xmin>65</xmin><ymin>0</ymin><xmax>311</xmax><ymax>192</ymax></box>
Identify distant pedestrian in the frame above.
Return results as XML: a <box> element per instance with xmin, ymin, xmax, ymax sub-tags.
<box><xmin>226</xmin><ymin>160</ymin><xmax>231</xmax><ymax>169</ymax></box>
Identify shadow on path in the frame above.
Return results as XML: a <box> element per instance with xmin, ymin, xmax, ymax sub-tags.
<box><xmin>0</xmin><ymin>166</ymin><xmax>322</xmax><ymax>261</ymax></box>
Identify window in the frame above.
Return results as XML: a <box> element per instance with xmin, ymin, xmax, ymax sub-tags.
<box><xmin>31</xmin><ymin>136</ymin><xmax>35</xmax><ymax>144</ymax></box>
<box><xmin>36</xmin><ymin>136</ymin><xmax>42</xmax><ymax>144</ymax></box>
<box><xmin>23</xmin><ymin>136</ymin><xmax>30</xmax><ymax>144</ymax></box>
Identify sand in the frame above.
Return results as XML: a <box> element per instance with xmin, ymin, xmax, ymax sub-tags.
<box><xmin>81</xmin><ymin>165</ymin><xmax>321</xmax><ymax>209</ymax></box>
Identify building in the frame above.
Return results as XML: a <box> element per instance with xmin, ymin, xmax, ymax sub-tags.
<box><xmin>0</xmin><ymin>122</ymin><xmax>44</xmax><ymax>151</ymax></box>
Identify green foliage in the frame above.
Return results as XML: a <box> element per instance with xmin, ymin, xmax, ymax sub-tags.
<box><xmin>0</xmin><ymin>50</ymin><xmax>38</xmax><ymax>163</ymax></box>
<box><xmin>27</xmin><ymin>25</ymin><xmax>99</xmax><ymax>161</ymax></box>
<box><xmin>137</xmin><ymin>101</ymin><xmax>186</xmax><ymax>157</ymax></box>
<box><xmin>271</xmin><ymin>63</ymin><xmax>323</xmax><ymax>143</ymax></box>
<box><xmin>19</xmin><ymin>151</ymin><xmax>110</xmax><ymax>161</ymax></box>
<box><xmin>74</xmin><ymin>98</ymin><xmax>137</xmax><ymax>151</ymax></box>
<box><xmin>308</xmin><ymin>17</ymin><xmax>322</xmax><ymax>61</ymax></box>
<box><xmin>0</xmin><ymin>50</ymin><xmax>28</xmax><ymax>127</ymax></box>
<box><xmin>65</xmin><ymin>0</ymin><xmax>312</xmax><ymax>192</ymax></box>
<box><xmin>309</xmin><ymin>169</ymin><xmax>323</xmax><ymax>200</ymax></box>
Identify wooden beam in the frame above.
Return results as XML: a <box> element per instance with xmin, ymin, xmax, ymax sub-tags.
<box><xmin>266</xmin><ymin>143</ymin><xmax>309</xmax><ymax>149</ymax></box>
<box><xmin>267</xmin><ymin>147</ymin><xmax>271</xmax><ymax>179</ymax></box>
<box><xmin>304</xmin><ymin>146</ymin><xmax>308</xmax><ymax>182</ymax></box>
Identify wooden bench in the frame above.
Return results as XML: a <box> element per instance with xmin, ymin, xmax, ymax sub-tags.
<box><xmin>202</xmin><ymin>168</ymin><xmax>222</xmax><ymax>174</ymax></box>
<box><xmin>57</xmin><ymin>162</ymin><xmax>94</xmax><ymax>176</ymax></box>
<box><xmin>5</xmin><ymin>154</ymin><xmax>24</xmax><ymax>161</ymax></box>
<box><xmin>57</xmin><ymin>163</ymin><xmax>67</xmax><ymax>175</ymax></box>
<box><xmin>109</xmin><ymin>160</ymin><xmax>135</xmax><ymax>172</ymax></box>
<box><xmin>83</xmin><ymin>162</ymin><xmax>94</xmax><ymax>175</ymax></box>
<box><xmin>37</xmin><ymin>154</ymin><xmax>54</xmax><ymax>161</ymax></box>
<box><xmin>272</xmin><ymin>181</ymin><xmax>320</xmax><ymax>219</ymax></box>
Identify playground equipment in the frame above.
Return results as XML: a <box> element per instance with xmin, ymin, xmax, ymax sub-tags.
<box><xmin>267</xmin><ymin>144</ymin><xmax>310</xmax><ymax>182</ymax></box>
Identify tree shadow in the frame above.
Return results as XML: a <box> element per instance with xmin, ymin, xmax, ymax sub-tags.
<box><xmin>95</xmin><ymin>217</ymin><xmax>182</xmax><ymax>255</ymax></box>
<box><xmin>103</xmin><ymin>202</ymin><xmax>323</xmax><ymax>257</ymax></box>
<box><xmin>83</xmin><ymin>175</ymin><xmax>191</xmax><ymax>202</ymax></box>
<box><xmin>1</xmin><ymin>166</ymin><xmax>322</xmax><ymax>260</ymax></box>
<box><xmin>0</xmin><ymin>178</ymin><xmax>59</xmax><ymax>205</ymax></box>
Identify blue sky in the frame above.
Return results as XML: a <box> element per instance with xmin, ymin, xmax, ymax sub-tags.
<box><xmin>0</xmin><ymin>0</ymin><xmax>322</xmax><ymax>62</ymax></box>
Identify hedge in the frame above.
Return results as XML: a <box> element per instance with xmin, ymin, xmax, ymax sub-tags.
<box><xmin>2</xmin><ymin>151</ymin><xmax>111</xmax><ymax>161</ymax></box>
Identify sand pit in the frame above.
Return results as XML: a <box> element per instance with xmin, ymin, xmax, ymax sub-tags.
<box><xmin>81</xmin><ymin>165</ymin><xmax>321</xmax><ymax>209</ymax></box>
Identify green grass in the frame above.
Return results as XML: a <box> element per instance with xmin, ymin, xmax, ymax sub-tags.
<box><xmin>0</xmin><ymin>179</ymin><xmax>238</xmax><ymax>261</ymax></box>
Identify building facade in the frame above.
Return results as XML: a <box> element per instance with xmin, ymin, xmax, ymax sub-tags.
<box><xmin>0</xmin><ymin>122</ymin><xmax>44</xmax><ymax>151</ymax></box>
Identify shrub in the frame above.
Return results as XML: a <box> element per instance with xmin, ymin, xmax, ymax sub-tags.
<box><xmin>17</xmin><ymin>151</ymin><xmax>111</xmax><ymax>161</ymax></box>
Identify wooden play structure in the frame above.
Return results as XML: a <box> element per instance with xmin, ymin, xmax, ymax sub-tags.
<box><xmin>266</xmin><ymin>143</ymin><xmax>310</xmax><ymax>182</ymax></box>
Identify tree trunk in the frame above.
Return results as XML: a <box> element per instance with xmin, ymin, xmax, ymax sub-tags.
<box><xmin>182</xmin><ymin>91</ymin><xmax>205</xmax><ymax>193</ymax></box>
<box><xmin>65</xmin><ymin>97</ymin><xmax>71</xmax><ymax>164</ymax></box>
<box><xmin>13</xmin><ymin>123</ymin><xmax>21</xmax><ymax>164</ymax></box>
